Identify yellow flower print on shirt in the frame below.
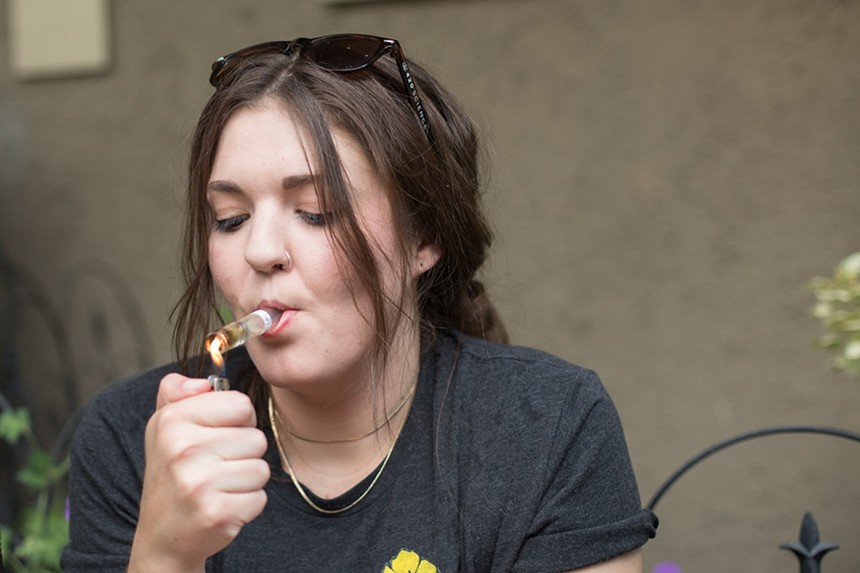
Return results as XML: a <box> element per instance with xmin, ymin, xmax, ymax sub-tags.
<box><xmin>382</xmin><ymin>549</ymin><xmax>438</xmax><ymax>573</ymax></box>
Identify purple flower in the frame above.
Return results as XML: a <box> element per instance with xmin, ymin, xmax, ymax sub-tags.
<box><xmin>652</xmin><ymin>562</ymin><xmax>682</xmax><ymax>573</ymax></box>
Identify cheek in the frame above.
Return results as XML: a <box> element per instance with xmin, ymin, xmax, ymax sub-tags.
<box><xmin>208</xmin><ymin>239</ymin><xmax>240</xmax><ymax>302</ymax></box>
<box><xmin>353</xmin><ymin>207</ymin><xmax>406</xmax><ymax>287</ymax></box>
<box><xmin>309</xmin><ymin>247</ymin><xmax>351</xmax><ymax>300</ymax></box>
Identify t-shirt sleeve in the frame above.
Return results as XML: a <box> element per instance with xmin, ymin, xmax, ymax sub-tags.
<box><xmin>513</xmin><ymin>368</ymin><xmax>658</xmax><ymax>572</ymax></box>
<box><xmin>61</xmin><ymin>386</ymin><xmax>150</xmax><ymax>572</ymax></box>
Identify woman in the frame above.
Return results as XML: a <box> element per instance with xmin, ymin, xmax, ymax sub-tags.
<box><xmin>63</xmin><ymin>34</ymin><xmax>657</xmax><ymax>572</ymax></box>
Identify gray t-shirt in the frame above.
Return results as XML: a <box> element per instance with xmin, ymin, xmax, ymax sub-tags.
<box><xmin>63</xmin><ymin>331</ymin><xmax>657</xmax><ymax>572</ymax></box>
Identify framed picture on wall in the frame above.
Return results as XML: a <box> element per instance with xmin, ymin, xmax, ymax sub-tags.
<box><xmin>7</xmin><ymin>0</ymin><xmax>111</xmax><ymax>80</ymax></box>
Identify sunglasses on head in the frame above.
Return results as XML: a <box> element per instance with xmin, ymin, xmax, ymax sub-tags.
<box><xmin>209</xmin><ymin>34</ymin><xmax>432</xmax><ymax>142</ymax></box>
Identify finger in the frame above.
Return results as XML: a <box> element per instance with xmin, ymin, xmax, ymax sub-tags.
<box><xmin>170</xmin><ymin>391</ymin><xmax>258</xmax><ymax>428</ymax></box>
<box><xmin>156</xmin><ymin>373</ymin><xmax>211</xmax><ymax>409</ymax></box>
<box><xmin>170</xmin><ymin>426</ymin><xmax>268</xmax><ymax>461</ymax></box>
<box><xmin>197</xmin><ymin>490</ymin><xmax>269</xmax><ymax>534</ymax></box>
<box><xmin>211</xmin><ymin>459</ymin><xmax>271</xmax><ymax>493</ymax></box>
<box><xmin>219</xmin><ymin>490</ymin><xmax>269</xmax><ymax>525</ymax></box>
<box><xmin>211</xmin><ymin>427</ymin><xmax>269</xmax><ymax>460</ymax></box>
<box><xmin>147</xmin><ymin>396</ymin><xmax>261</xmax><ymax>464</ymax></box>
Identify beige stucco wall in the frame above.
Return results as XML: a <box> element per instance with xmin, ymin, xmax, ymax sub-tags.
<box><xmin>1</xmin><ymin>1</ymin><xmax>858</xmax><ymax>570</ymax></box>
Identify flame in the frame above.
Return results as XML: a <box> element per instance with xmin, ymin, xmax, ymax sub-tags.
<box><xmin>207</xmin><ymin>336</ymin><xmax>225</xmax><ymax>371</ymax></box>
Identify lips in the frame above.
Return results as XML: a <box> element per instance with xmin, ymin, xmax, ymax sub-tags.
<box><xmin>256</xmin><ymin>300</ymin><xmax>296</xmax><ymax>336</ymax></box>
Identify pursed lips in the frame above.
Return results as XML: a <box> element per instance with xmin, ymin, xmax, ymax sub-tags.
<box><xmin>256</xmin><ymin>301</ymin><xmax>297</xmax><ymax>336</ymax></box>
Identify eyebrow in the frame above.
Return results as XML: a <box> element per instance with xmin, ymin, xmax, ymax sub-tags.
<box><xmin>282</xmin><ymin>173</ymin><xmax>318</xmax><ymax>191</ymax></box>
<box><xmin>206</xmin><ymin>173</ymin><xmax>319</xmax><ymax>194</ymax></box>
<box><xmin>206</xmin><ymin>179</ymin><xmax>242</xmax><ymax>194</ymax></box>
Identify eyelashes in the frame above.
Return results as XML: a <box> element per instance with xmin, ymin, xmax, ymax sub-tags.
<box><xmin>211</xmin><ymin>211</ymin><xmax>332</xmax><ymax>233</ymax></box>
<box><xmin>297</xmin><ymin>211</ymin><xmax>330</xmax><ymax>227</ymax></box>
<box><xmin>212</xmin><ymin>214</ymin><xmax>248</xmax><ymax>232</ymax></box>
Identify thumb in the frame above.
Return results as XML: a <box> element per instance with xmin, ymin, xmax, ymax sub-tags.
<box><xmin>156</xmin><ymin>373</ymin><xmax>212</xmax><ymax>409</ymax></box>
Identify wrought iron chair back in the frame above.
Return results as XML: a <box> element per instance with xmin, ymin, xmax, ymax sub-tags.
<box><xmin>647</xmin><ymin>426</ymin><xmax>860</xmax><ymax>573</ymax></box>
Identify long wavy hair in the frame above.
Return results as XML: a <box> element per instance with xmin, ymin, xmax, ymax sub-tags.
<box><xmin>172</xmin><ymin>44</ymin><xmax>508</xmax><ymax>402</ymax></box>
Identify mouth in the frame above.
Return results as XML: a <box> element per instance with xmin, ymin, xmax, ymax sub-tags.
<box><xmin>256</xmin><ymin>301</ymin><xmax>296</xmax><ymax>337</ymax></box>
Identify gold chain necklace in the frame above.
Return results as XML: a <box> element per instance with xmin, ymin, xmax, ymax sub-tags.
<box><xmin>284</xmin><ymin>386</ymin><xmax>416</xmax><ymax>444</ymax></box>
<box><xmin>267</xmin><ymin>391</ymin><xmax>412</xmax><ymax>515</ymax></box>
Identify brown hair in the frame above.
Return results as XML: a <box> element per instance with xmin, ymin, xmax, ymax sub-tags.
<box><xmin>172</xmin><ymin>46</ymin><xmax>508</xmax><ymax>382</ymax></box>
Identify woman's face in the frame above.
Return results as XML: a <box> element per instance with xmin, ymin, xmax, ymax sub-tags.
<box><xmin>206</xmin><ymin>101</ymin><xmax>435</xmax><ymax>390</ymax></box>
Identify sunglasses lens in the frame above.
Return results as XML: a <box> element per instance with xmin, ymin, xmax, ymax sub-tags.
<box><xmin>305</xmin><ymin>36</ymin><xmax>385</xmax><ymax>72</ymax></box>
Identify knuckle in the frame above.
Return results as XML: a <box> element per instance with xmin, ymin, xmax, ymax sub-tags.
<box><xmin>252</xmin><ymin>459</ymin><xmax>271</xmax><ymax>484</ymax></box>
<box><xmin>237</xmin><ymin>491</ymin><xmax>268</xmax><ymax>524</ymax></box>
<box><xmin>145</xmin><ymin>411</ymin><xmax>187</xmax><ymax>453</ymax></box>
<box><xmin>230</xmin><ymin>394</ymin><xmax>257</xmax><ymax>424</ymax></box>
<box><xmin>156</xmin><ymin>373</ymin><xmax>185</xmax><ymax>400</ymax></box>
<box><xmin>249</xmin><ymin>430</ymin><xmax>268</xmax><ymax>456</ymax></box>
<box><xmin>155</xmin><ymin>404</ymin><xmax>182</xmax><ymax>428</ymax></box>
<box><xmin>161</xmin><ymin>372</ymin><xmax>185</xmax><ymax>386</ymax></box>
<box><xmin>198</xmin><ymin>499</ymin><xmax>225</xmax><ymax>529</ymax></box>
<box><xmin>250</xmin><ymin>490</ymin><xmax>268</xmax><ymax>515</ymax></box>
<box><xmin>173</xmin><ymin>469</ymin><xmax>205</xmax><ymax>502</ymax></box>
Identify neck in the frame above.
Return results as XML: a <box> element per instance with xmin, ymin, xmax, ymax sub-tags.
<box><xmin>267</xmin><ymin>329</ymin><xmax>420</xmax><ymax>500</ymax></box>
<box><xmin>268</xmin><ymin>389</ymin><xmax>410</xmax><ymax>501</ymax></box>
<box><xmin>269</xmin><ymin>327</ymin><xmax>421</xmax><ymax>445</ymax></box>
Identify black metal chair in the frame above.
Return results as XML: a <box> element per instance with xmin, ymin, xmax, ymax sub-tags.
<box><xmin>646</xmin><ymin>426</ymin><xmax>860</xmax><ymax>573</ymax></box>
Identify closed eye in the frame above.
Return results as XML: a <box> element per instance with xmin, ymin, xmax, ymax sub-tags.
<box><xmin>297</xmin><ymin>210</ymin><xmax>333</xmax><ymax>227</ymax></box>
<box><xmin>213</xmin><ymin>214</ymin><xmax>248</xmax><ymax>232</ymax></box>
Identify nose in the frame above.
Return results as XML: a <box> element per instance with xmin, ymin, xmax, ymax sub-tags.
<box><xmin>244</xmin><ymin>212</ymin><xmax>292</xmax><ymax>273</ymax></box>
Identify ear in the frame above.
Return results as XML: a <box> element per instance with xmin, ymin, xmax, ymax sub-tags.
<box><xmin>411</xmin><ymin>240</ymin><xmax>442</xmax><ymax>279</ymax></box>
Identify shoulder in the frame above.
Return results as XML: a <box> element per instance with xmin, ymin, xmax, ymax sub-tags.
<box><xmin>84</xmin><ymin>363</ymin><xmax>175</xmax><ymax>421</ymax></box>
<box><xmin>458</xmin><ymin>332</ymin><xmax>592</xmax><ymax>373</ymax></box>
<box><xmin>67</xmin><ymin>362</ymin><xmax>180</xmax><ymax>505</ymax></box>
<box><xmin>73</xmin><ymin>362</ymin><xmax>177</xmax><ymax>454</ymax></box>
<box><xmin>420</xmin><ymin>333</ymin><xmax>657</xmax><ymax>569</ymax></box>
<box><xmin>426</xmin><ymin>332</ymin><xmax>616</xmax><ymax>449</ymax></box>
<box><xmin>443</xmin><ymin>331</ymin><xmax>607</xmax><ymax>405</ymax></box>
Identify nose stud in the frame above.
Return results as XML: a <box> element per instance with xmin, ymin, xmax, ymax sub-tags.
<box><xmin>277</xmin><ymin>250</ymin><xmax>292</xmax><ymax>271</ymax></box>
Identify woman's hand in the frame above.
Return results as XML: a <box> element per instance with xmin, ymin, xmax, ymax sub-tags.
<box><xmin>128</xmin><ymin>373</ymin><xmax>270</xmax><ymax>573</ymax></box>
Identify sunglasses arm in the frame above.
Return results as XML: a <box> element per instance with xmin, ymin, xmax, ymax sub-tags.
<box><xmin>392</xmin><ymin>52</ymin><xmax>433</xmax><ymax>143</ymax></box>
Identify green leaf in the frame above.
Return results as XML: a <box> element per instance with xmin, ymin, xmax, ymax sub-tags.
<box><xmin>0</xmin><ymin>408</ymin><xmax>31</xmax><ymax>444</ymax></box>
<box><xmin>810</xmin><ymin>252</ymin><xmax>860</xmax><ymax>378</ymax></box>
<box><xmin>814</xmin><ymin>334</ymin><xmax>842</xmax><ymax>350</ymax></box>
<box><xmin>16</xmin><ymin>449</ymin><xmax>59</xmax><ymax>490</ymax></box>
<box><xmin>0</xmin><ymin>405</ymin><xmax>70</xmax><ymax>572</ymax></box>
<box><xmin>1</xmin><ymin>525</ymin><xmax>13</xmax><ymax>566</ymax></box>
<box><xmin>15</xmin><ymin>533</ymin><xmax>63</xmax><ymax>571</ymax></box>
<box><xmin>6</xmin><ymin>503</ymin><xmax>68</xmax><ymax>572</ymax></box>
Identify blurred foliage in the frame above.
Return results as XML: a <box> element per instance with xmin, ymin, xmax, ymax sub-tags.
<box><xmin>0</xmin><ymin>407</ymin><xmax>69</xmax><ymax>572</ymax></box>
<box><xmin>809</xmin><ymin>252</ymin><xmax>860</xmax><ymax>376</ymax></box>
